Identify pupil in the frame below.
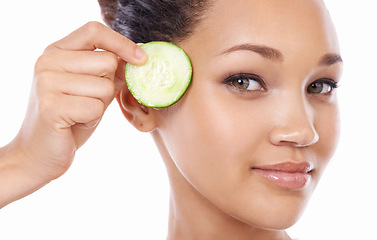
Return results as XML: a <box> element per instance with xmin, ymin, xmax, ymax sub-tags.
<box><xmin>310</xmin><ymin>82</ymin><xmax>323</xmax><ymax>93</ymax></box>
<box><xmin>235</xmin><ymin>79</ymin><xmax>249</xmax><ymax>89</ymax></box>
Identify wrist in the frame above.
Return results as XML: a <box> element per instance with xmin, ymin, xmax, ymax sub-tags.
<box><xmin>0</xmin><ymin>141</ymin><xmax>52</xmax><ymax>208</ymax></box>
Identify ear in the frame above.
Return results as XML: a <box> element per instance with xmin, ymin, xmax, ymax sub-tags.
<box><xmin>117</xmin><ymin>86</ymin><xmax>158</xmax><ymax>132</ymax></box>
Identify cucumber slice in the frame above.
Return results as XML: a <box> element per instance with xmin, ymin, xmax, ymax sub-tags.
<box><xmin>125</xmin><ymin>41</ymin><xmax>192</xmax><ymax>108</ymax></box>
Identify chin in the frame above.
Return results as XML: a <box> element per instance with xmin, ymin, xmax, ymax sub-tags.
<box><xmin>217</xmin><ymin>182</ymin><xmax>315</xmax><ymax>232</ymax></box>
<box><xmin>238</xmin><ymin>203</ymin><xmax>307</xmax><ymax>231</ymax></box>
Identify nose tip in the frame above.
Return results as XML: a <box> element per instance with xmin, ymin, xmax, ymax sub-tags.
<box><xmin>269</xmin><ymin>125</ymin><xmax>319</xmax><ymax>148</ymax></box>
<box><xmin>268</xmin><ymin>93</ymin><xmax>320</xmax><ymax>148</ymax></box>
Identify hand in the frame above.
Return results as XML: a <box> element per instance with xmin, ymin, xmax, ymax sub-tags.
<box><xmin>13</xmin><ymin>21</ymin><xmax>146</xmax><ymax>183</ymax></box>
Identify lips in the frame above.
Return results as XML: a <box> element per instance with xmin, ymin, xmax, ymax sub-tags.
<box><xmin>251</xmin><ymin>162</ymin><xmax>313</xmax><ymax>190</ymax></box>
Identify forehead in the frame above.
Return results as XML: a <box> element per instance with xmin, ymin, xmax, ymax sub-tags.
<box><xmin>183</xmin><ymin>0</ymin><xmax>339</xmax><ymax>61</ymax></box>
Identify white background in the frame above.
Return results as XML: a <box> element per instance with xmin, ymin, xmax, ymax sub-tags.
<box><xmin>0</xmin><ymin>1</ymin><xmax>376</xmax><ymax>239</ymax></box>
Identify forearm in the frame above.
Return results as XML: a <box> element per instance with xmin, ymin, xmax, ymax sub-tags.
<box><xmin>0</xmin><ymin>141</ymin><xmax>50</xmax><ymax>209</ymax></box>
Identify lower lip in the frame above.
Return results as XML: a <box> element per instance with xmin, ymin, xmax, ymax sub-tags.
<box><xmin>252</xmin><ymin>169</ymin><xmax>311</xmax><ymax>190</ymax></box>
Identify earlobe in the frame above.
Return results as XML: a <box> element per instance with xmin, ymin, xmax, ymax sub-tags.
<box><xmin>117</xmin><ymin>87</ymin><xmax>157</xmax><ymax>132</ymax></box>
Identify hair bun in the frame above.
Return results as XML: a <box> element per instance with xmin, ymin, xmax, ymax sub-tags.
<box><xmin>98</xmin><ymin>0</ymin><xmax>119</xmax><ymax>26</ymax></box>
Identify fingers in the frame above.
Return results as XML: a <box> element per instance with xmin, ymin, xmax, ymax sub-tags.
<box><xmin>114</xmin><ymin>59</ymin><xmax>127</xmax><ymax>93</ymax></box>
<box><xmin>35</xmin><ymin>45</ymin><xmax>127</xmax><ymax>100</ymax></box>
<box><xmin>45</xmin><ymin>21</ymin><xmax>147</xmax><ymax>65</ymax></box>
<box><xmin>11</xmin><ymin>22</ymin><xmax>142</xmax><ymax>183</ymax></box>
<box><xmin>29</xmin><ymin>21</ymin><xmax>137</xmax><ymax>147</ymax></box>
<box><xmin>36</xmin><ymin>90</ymin><xmax>105</xmax><ymax>134</ymax></box>
<box><xmin>35</xmin><ymin>49</ymin><xmax>119</xmax><ymax>79</ymax></box>
<box><xmin>56</xmin><ymin>95</ymin><xmax>105</xmax><ymax>128</ymax></box>
<box><xmin>35</xmin><ymin>71</ymin><xmax>117</xmax><ymax>104</ymax></box>
<box><xmin>34</xmin><ymin>61</ymin><xmax>122</xmax><ymax>131</ymax></box>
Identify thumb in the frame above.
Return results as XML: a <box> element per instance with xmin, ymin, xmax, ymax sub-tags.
<box><xmin>114</xmin><ymin>43</ymin><xmax>146</xmax><ymax>99</ymax></box>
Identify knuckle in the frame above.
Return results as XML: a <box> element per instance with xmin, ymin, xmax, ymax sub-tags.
<box><xmin>88</xmin><ymin>99</ymin><xmax>105</xmax><ymax>118</ymax></box>
<box><xmin>43</xmin><ymin>43</ymin><xmax>58</xmax><ymax>54</ymax></box>
<box><xmin>99</xmin><ymin>52</ymin><xmax>119</xmax><ymax>75</ymax></box>
<box><xmin>38</xmin><ymin>92</ymin><xmax>58</xmax><ymax>115</ymax></box>
<box><xmin>120</xmin><ymin>37</ymin><xmax>137</xmax><ymax>54</ymax></box>
<box><xmin>34</xmin><ymin>52</ymin><xmax>57</xmax><ymax>73</ymax></box>
<box><xmin>107</xmin><ymin>52</ymin><xmax>119</xmax><ymax>70</ymax></box>
<box><xmin>34</xmin><ymin>54</ymin><xmax>49</xmax><ymax>73</ymax></box>
<box><xmin>34</xmin><ymin>70</ymin><xmax>55</xmax><ymax>92</ymax></box>
<box><xmin>83</xmin><ymin>21</ymin><xmax>104</xmax><ymax>38</ymax></box>
<box><xmin>101</xmin><ymin>79</ymin><xmax>116</xmax><ymax>98</ymax></box>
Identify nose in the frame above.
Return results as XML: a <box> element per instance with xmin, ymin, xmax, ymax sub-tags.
<box><xmin>268</xmin><ymin>98</ymin><xmax>319</xmax><ymax>148</ymax></box>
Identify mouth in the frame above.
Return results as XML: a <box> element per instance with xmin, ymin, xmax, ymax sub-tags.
<box><xmin>251</xmin><ymin>162</ymin><xmax>314</xmax><ymax>190</ymax></box>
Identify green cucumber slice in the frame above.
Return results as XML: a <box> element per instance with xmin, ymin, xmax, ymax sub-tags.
<box><xmin>125</xmin><ymin>41</ymin><xmax>192</xmax><ymax>108</ymax></box>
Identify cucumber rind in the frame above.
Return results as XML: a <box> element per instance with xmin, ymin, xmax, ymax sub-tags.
<box><xmin>125</xmin><ymin>41</ymin><xmax>192</xmax><ymax>108</ymax></box>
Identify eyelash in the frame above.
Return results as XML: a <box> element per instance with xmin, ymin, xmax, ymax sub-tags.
<box><xmin>307</xmin><ymin>79</ymin><xmax>339</xmax><ymax>95</ymax></box>
<box><xmin>223</xmin><ymin>73</ymin><xmax>339</xmax><ymax>95</ymax></box>
<box><xmin>222</xmin><ymin>73</ymin><xmax>266</xmax><ymax>93</ymax></box>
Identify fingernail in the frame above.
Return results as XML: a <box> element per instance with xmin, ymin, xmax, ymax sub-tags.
<box><xmin>135</xmin><ymin>47</ymin><xmax>146</xmax><ymax>60</ymax></box>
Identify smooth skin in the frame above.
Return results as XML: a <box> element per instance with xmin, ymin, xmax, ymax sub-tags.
<box><xmin>0</xmin><ymin>0</ymin><xmax>342</xmax><ymax>239</ymax></box>
<box><xmin>0</xmin><ymin>22</ymin><xmax>147</xmax><ymax>208</ymax></box>
<box><xmin>118</xmin><ymin>0</ymin><xmax>342</xmax><ymax>239</ymax></box>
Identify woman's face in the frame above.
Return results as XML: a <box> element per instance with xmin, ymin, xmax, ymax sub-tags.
<box><xmin>154</xmin><ymin>0</ymin><xmax>342</xmax><ymax>230</ymax></box>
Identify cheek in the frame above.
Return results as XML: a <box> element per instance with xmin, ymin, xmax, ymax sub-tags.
<box><xmin>162</xmin><ymin>81</ymin><xmax>264</xmax><ymax>180</ymax></box>
<box><xmin>313</xmin><ymin>102</ymin><xmax>340</xmax><ymax>175</ymax></box>
<box><xmin>157</xmin><ymin>74</ymin><xmax>341</xmax><ymax>229</ymax></box>
<box><xmin>158</xmin><ymin>77</ymin><xmax>270</xmax><ymax>206</ymax></box>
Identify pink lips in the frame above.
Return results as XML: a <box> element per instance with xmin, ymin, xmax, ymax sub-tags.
<box><xmin>251</xmin><ymin>162</ymin><xmax>313</xmax><ymax>190</ymax></box>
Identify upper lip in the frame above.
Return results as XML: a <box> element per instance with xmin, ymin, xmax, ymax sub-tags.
<box><xmin>252</xmin><ymin>161</ymin><xmax>313</xmax><ymax>173</ymax></box>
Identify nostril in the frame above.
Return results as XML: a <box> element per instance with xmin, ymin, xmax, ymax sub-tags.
<box><xmin>269</xmin><ymin>127</ymin><xmax>319</xmax><ymax>147</ymax></box>
<box><xmin>305</xmin><ymin>132</ymin><xmax>319</xmax><ymax>147</ymax></box>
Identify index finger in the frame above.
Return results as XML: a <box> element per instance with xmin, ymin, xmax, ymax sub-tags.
<box><xmin>46</xmin><ymin>21</ymin><xmax>147</xmax><ymax>65</ymax></box>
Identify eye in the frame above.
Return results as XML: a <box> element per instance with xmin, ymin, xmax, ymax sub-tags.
<box><xmin>307</xmin><ymin>79</ymin><xmax>338</xmax><ymax>94</ymax></box>
<box><xmin>224</xmin><ymin>73</ymin><xmax>264</xmax><ymax>91</ymax></box>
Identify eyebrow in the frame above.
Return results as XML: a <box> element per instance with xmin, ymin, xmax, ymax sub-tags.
<box><xmin>221</xmin><ymin>43</ymin><xmax>343</xmax><ymax>66</ymax></box>
<box><xmin>221</xmin><ymin>43</ymin><xmax>284</xmax><ymax>62</ymax></box>
<box><xmin>319</xmin><ymin>53</ymin><xmax>343</xmax><ymax>66</ymax></box>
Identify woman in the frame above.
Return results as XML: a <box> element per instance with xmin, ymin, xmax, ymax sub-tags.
<box><xmin>0</xmin><ymin>0</ymin><xmax>342</xmax><ymax>239</ymax></box>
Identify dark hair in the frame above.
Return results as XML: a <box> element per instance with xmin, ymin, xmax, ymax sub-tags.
<box><xmin>98</xmin><ymin>0</ymin><xmax>210</xmax><ymax>44</ymax></box>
